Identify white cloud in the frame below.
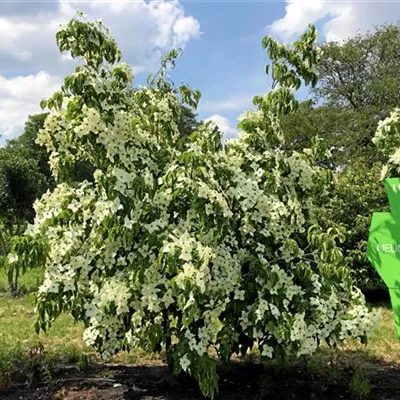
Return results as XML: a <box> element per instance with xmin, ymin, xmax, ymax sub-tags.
<box><xmin>0</xmin><ymin>0</ymin><xmax>200</xmax><ymax>139</ymax></box>
<box><xmin>0</xmin><ymin>6</ymin><xmax>71</xmax><ymax>75</ymax></box>
<box><xmin>173</xmin><ymin>16</ymin><xmax>201</xmax><ymax>45</ymax></box>
<box><xmin>0</xmin><ymin>1</ymin><xmax>200</xmax><ymax>74</ymax></box>
<box><xmin>204</xmin><ymin>114</ymin><xmax>237</xmax><ymax>139</ymax></box>
<box><xmin>269</xmin><ymin>0</ymin><xmax>400</xmax><ymax>43</ymax></box>
<box><xmin>0</xmin><ymin>72</ymin><xmax>62</xmax><ymax>139</ymax></box>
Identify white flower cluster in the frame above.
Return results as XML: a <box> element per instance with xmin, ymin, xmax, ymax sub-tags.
<box><xmin>373</xmin><ymin>108</ymin><xmax>400</xmax><ymax>177</ymax></box>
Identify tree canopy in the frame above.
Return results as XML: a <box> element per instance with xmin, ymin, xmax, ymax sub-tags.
<box><xmin>7</xmin><ymin>114</ymin><xmax>52</xmax><ymax>183</ymax></box>
<box><xmin>0</xmin><ymin>147</ymin><xmax>48</xmax><ymax>292</ymax></box>
<box><xmin>284</xmin><ymin>24</ymin><xmax>400</xmax><ymax>170</ymax></box>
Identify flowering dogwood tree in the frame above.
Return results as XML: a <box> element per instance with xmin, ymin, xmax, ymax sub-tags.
<box><xmin>9</xmin><ymin>14</ymin><xmax>376</xmax><ymax>398</ymax></box>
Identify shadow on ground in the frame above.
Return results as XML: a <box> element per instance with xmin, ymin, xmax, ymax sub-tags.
<box><xmin>3</xmin><ymin>349</ymin><xmax>400</xmax><ymax>400</ymax></box>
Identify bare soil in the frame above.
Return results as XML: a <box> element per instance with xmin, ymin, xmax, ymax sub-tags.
<box><xmin>3</xmin><ymin>357</ymin><xmax>400</xmax><ymax>400</ymax></box>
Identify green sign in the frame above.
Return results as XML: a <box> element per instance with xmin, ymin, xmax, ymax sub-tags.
<box><xmin>367</xmin><ymin>178</ymin><xmax>400</xmax><ymax>337</ymax></box>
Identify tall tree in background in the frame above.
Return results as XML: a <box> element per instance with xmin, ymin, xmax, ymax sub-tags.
<box><xmin>283</xmin><ymin>24</ymin><xmax>400</xmax><ymax>292</ymax></box>
<box><xmin>0</xmin><ymin>149</ymin><xmax>47</xmax><ymax>292</ymax></box>
<box><xmin>284</xmin><ymin>24</ymin><xmax>400</xmax><ymax>170</ymax></box>
<box><xmin>178</xmin><ymin>105</ymin><xmax>199</xmax><ymax>137</ymax></box>
<box><xmin>7</xmin><ymin>114</ymin><xmax>52</xmax><ymax>185</ymax></box>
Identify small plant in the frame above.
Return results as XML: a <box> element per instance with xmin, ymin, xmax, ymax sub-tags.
<box><xmin>63</xmin><ymin>345</ymin><xmax>83</xmax><ymax>364</ymax></box>
<box><xmin>307</xmin><ymin>352</ymin><xmax>342</xmax><ymax>382</ymax></box>
<box><xmin>349</xmin><ymin>369</ymin><xmax>372</xmax><ymax>399</ymax></box>
<box><xmin>25</xmin><ymin>343</ymin><xmax>53</xmax><ymax>387</ymax></box>
<box><xmin>307</xmin><ymin>354</ymin><xmax>324</xmax><ymax>377</ymax></box>
<box><xmin>0</xmin><ymin>361</ymin><xmax>13</xmax><ymax>393</ymax></box>
<box><xmin>328</xmin><ymin>362</ymin><xmax>341</xmax><ymax>380</ymax></box>
<box><xmin>76</xmin><ymin>355</ymin><xmax>91</xmax><ymax>371</ymax></box>
<box><xmin>57</xmin><ymin>345</ymin><xmax>92</xmax><ymax>370</ymax></box>
<box><xmin>63</xmin><ymin>345</ymin><xmax>92</xmax><ymax>370</ymax></box>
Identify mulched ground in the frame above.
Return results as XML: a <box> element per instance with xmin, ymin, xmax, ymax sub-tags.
<box><xmin>3</xmin><ymin>357</ymin><xmax>400</xmax><ymax>400</ymax></box>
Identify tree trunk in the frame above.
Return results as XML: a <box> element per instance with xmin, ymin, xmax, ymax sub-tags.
<box><xmin>0</xmin><ymin>228</ymin><xmax>7</xmax><ymax>256</ymax></box>
<box><xmin>162</xmin><ymin>309</ymin><xmax>174</xmax><ymax>372</ymax></box>
<box><xmin>0</xmin><ymin>227</ymin><xmax>16</xmax><ymax>294</ymax></box>
<box><xmin>7</xmin><ymin>267</ymin><xmax>16</xmax><ymax>294</ymax></box>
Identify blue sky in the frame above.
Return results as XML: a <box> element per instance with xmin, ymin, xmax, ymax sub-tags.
<box><xmin>0</xmin><ymin>0</ymin><xmax>399</xmax><ymax>142</ymax></box>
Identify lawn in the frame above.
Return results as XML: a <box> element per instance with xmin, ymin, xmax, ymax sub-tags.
<box><xmin>0</xmin><ymin>267</ymin><xmax>44</xmax><ymax>294</ymax></box>
<box><xmin>0</xmin><ymin>294</ymin><xmax>89</xmax><ymax>366</ymax></box>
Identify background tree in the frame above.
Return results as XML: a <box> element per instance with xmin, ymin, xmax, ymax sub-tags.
<box><xmin>7</xmin><ymin>114</ymin><xmax>52</xmax><ymax>185</ymax></box>
<box><xmin>0</xmin><ymin>149</ymin><xmax>47</xmax><ymax>292</ymax></box>
<box><xmin>285</xmin><ymin>23</ymin><xmax>400</xmax><ymax>170</ymax></box>
<box><xmin>323</xmin><ymin>161</ymin><xmax>388</xmax><ymax>291</ymax></box>
<box><xmin>178</xmin><ymin>105</ymin><xmax>199</xmax><ymax>137</ymax></box>
<box><xmin>282</xmin><ymin>24</ymin><xmax>400</xmax><ymax>293</ymax></box>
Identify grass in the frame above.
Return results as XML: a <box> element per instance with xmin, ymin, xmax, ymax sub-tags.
<box><xmin>0</xmin><ymin>267</ymin><xmax>44</xmax><ymax>294</ymax></box>
<box><xmin>0</xmin><ymin>294</ymin><xmax>90</xmax><ymax>365</ymax></box>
